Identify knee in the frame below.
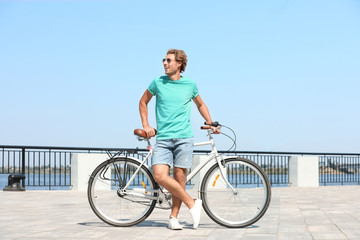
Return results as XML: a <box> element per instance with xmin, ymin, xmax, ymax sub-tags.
<box><xmin>152</xmin><ymin>165</ymin><xmax>170</xmax><ymax>184</ymax></box>
<box><xmin>152</xmin><ymin>171</ymin><xmax>167</xmax><ymax>184</ymax></box>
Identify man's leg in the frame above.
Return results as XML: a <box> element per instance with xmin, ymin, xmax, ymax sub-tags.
<box><xmin>152</xmin><ymin>139</ymin><xmax>201</xmax><ymax>229</ymax></box>
<box><xmin>152</xmin><ymin>164</ymin><xmax>194</xmax><ymax>210</ymax></box>
<box><xmin>170</xmin><ymin>167</ymin><xmax>187</xmax><ymax>218</ymax></box>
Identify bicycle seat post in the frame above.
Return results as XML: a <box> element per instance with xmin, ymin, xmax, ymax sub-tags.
<box><xmin>146</xmin><ymin>139</ymin><xmax>152</xmax><ymax>150</ymax></box>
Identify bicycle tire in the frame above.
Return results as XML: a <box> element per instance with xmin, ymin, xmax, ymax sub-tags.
<box><xmin>200</xmin><ymin>157</ymin><xmax>271</xmax><ymax>228</ymax></box>
<box><xmin>87</xmin><ymin>157</ymin><xmax>158</xmax><ymax>227</ymax></box>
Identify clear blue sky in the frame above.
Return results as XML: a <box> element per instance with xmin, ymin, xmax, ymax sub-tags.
<box><xmin>1</xmin><ymin>1</ymin><xmax>359</xmax><ymax>153</ymax></box>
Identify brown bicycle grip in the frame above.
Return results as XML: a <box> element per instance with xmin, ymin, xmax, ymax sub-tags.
<box><xmin>204</xmin><ymin>121</ymin><xmax>220</xmax><ymax>127</ymax></box>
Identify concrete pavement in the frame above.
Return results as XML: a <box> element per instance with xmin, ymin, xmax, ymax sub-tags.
<box><xmin>1</xmin><ymin>186</ymin><xmax>360</xmax><ymax>240</ymax></box>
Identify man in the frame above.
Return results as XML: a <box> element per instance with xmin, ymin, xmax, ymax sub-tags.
<box><xmin>139</xmin><ymin>49</ymin><xmax>219</xmax><ymax>230</ymax></box>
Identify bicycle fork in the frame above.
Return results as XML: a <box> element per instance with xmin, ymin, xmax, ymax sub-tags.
<box><xmin>204</xmin><ymin>129</ymin><xmax>238</xmax><ymax>195</ymax></box>
<box><xmin>215</xmin><ymin>154</ymin><xmax>238</xmax><ymax>195</ymax></box>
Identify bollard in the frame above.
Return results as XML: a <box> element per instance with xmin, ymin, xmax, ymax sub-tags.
<box><xmin>3</xmin><ymin>174</ymin><xmax>26</xmax><ymax>191</ymax></box>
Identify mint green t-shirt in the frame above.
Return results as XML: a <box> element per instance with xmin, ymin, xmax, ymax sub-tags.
<box><xmin>148</xmin><ymin>76</ymin><xmax>199</xmax><ymax>140</ymax></box>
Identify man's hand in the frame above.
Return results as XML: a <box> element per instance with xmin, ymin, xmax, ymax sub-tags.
<box><xmin>211</xmin><ymin>126</ymin><xmax>221</xmax><ymax>134</ymax></box>
<box><xmin>144</xmin><ymin>126</ymin><xmax>156</xmax><ymax>139</ymax></box>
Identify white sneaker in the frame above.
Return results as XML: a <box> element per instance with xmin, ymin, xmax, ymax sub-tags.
<box><xmin>168</xmin><ymin>216</ymin><xmax>183</xmax><ymax>230</ymax></box>
<box><xmin>189</xmin><ymin>199</ymin><xmax>202</xmax><ymax>229</ymax></box>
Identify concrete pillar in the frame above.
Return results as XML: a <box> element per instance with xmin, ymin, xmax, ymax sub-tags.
<box><xmin>289</xmin><ymin>156</ymin><xmax>319</xmax><ymax>187</ymax></box>
<box><xmin>71</xmin><ymin>153</ymin><xmax>109</xmax><ymax>191</ymax></box>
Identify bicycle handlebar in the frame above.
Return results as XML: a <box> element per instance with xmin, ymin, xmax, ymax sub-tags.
<box><xmin>201</xmin><ymin>121</ymin><xmax>220</xmax><ymax>130</ymax></box>
<box><xmin>134</xmin><ymin>121</ymin><xmax>235</xmax><ymax>151</ymax></box>
<box><xmin>134</xmin><ymin>121</ymin><xmax>220</xmax><ymax>140</ymax></box>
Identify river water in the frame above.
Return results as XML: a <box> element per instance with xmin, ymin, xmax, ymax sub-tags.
<box><xmin>0</xmin><ymin>173</ymin><xmax>358</xmax><ymax>190</ymax></box>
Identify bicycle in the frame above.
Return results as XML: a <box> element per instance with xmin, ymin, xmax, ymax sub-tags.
<box><xmin>87</xmin><ymin>122</ymin><xmax>271</xmax><ymax>228</ymax></box>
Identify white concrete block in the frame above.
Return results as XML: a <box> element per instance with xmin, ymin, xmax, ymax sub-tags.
<box><xmin>71</xmin><ymin>153</ymin><xmax>109</xmax><ymax>191</ymax></box>
<box><xmin>289</xmin><ymin>156</ymin><xmax>319</xmax><ymax>187</ymax></box>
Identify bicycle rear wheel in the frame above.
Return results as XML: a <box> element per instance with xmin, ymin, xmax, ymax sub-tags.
<box><xmin>200</xmin><ymin>157</ymin><xmax>271</xmax><ymax>228</ymax></box>
<box><xmin>87</xmin><ymin>157</ymin><xmax>158</xmax><ymax>227</ymax></box>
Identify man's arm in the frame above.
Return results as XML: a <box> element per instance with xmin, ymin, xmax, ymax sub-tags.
<box><xmin>193</xmin><ymin>95</ymin><xmax>221</xmax><ymax>134</ymax></box>
<box><xmin>139</xmin><ymin>89</ymin><xmax>156</xmax><ymax>138</ymax></box>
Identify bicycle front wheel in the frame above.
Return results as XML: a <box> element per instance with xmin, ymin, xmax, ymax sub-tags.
<box><xmin>87</xmin><ymin>157</ymin><xmax>158</xmax><ymax>227</ymax></box>
<box><xmin>200</xmin><ymin>157</ymin><xmax>271</xmax><ymax>228</ymax></box>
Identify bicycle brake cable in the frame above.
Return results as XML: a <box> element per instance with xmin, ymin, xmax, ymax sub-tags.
<box><xmin>219</xmin><ymin>124</ymin><xmax>237</xmax><ymax>152</ymax></box>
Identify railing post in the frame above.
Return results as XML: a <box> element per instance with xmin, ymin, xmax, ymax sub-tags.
<box><xmin>21</xmin><ymin>148</ymin><xmax>26</xmax><ymax>188</ymax></box>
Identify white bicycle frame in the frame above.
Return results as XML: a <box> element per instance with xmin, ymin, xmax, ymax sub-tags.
<box><xmin>124</xmin><ymin>129</ymin><xmax>237</xmax><ymax>199</ymax></box>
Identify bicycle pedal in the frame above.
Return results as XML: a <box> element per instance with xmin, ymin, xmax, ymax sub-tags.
<box><xmin>156</xmin><ymin>200</ymin><xmax>172</xmax><ymax>209</ymax></box>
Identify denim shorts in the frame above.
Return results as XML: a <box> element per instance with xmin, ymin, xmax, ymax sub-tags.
<box><xmin>152</xmin><ymin>138</ymin><xmax>194</xmax><ymax>169</ymax></box>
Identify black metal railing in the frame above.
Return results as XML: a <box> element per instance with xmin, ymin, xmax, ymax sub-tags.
<box><xmin>0</xmin><ymin>146</ymin><xmax>142</xmax><ymax>190</ymax></box>
<box><xmin>1</xmin><ymin>147</ymin><xmax>69</xmax><ymax>190</ymax></box>
<box><xmin>1</xmin><ymin>145</ymin><xmax>360</xmax><ymax>190</ymax></box>
<box><xmin>319</xmin><ymin>154</ymin><xmax>360</xmax><ymax>185</ymax></box>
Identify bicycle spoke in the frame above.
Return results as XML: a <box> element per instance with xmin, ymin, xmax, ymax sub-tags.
<box><xmin>113</xmin><ymin>162</ymin><xmax>122</xmax><ymax>186</ymax></box>
<box><xmin>201</xmin><ymin>158</ymin><xmax>271</xmax><ymax>228</ymax></box>
<box><xmin>112</xmin><ymin>161</ymin><xmax>126</xmax><ymax>187</ymax></box>
<box><xmin>88</xmin><ymin>158</ymin><xmax>157</xmax><ymax>227</ymax></box>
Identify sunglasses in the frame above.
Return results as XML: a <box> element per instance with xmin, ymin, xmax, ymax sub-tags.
<box><xmin>162</xmin><ymin>58</ymin><xmax>172</xmax><ymax>64</ymax></box>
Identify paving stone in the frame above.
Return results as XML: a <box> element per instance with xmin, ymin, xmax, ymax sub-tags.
<box><xmin>307</xmin><ymin>224</ymin><xmax>341</xmax><ymax>232</ymax></box>
<box><xmin>1</xmin><ymin>186</ymin><xmax>360</xmax><ymax>239</ymax></box>
<box><xmin>311</xmin><ymin>232</ymin><xmax>347</xmax><ymax>240</ymax></box>
<box><xmin>278</xmin><ymin>232</ymin><xmax>313</xmax><ymax>240</ymax></box>
<box><xmin>241</xmin><ymin>233</ymin><xmax>277</xmax><ymax>240</ymax></box>
<box><xmin>277</xmin><ymin>224</ymin><xmax>308</xmax><ymax>233</ymax></box>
